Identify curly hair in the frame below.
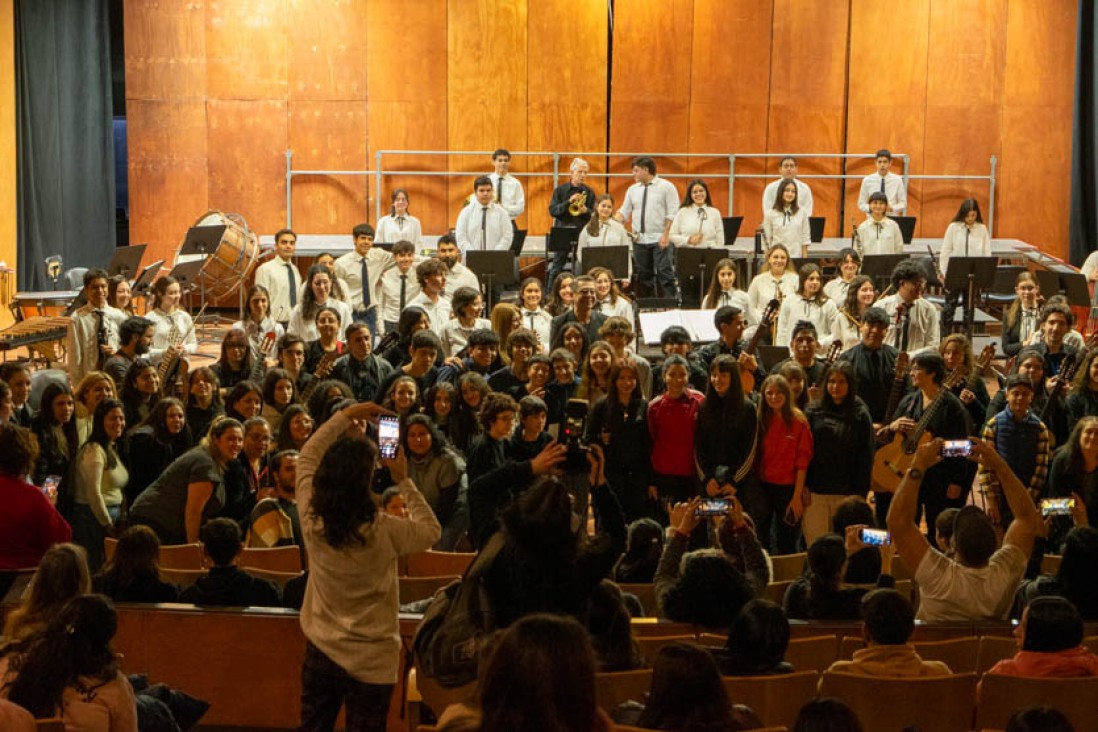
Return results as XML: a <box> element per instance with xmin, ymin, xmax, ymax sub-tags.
<box><xmin>659</xmin><ymin>548</ymin><xmax>755</xmax><ymax>628</ymax></box>
<box><xmin>308</xmin><ymin>435</ymin><xmax>379</xmax><ymax>549</ymax></box>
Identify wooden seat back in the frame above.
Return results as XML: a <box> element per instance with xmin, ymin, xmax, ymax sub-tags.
<box><xmin>399</xmin><ymin>575</ymin><xmax>459</xmax><ymax>604</ymax></box>
<box><xmin>594</xmin><ymin>669</ymin><xmax>653</xmax><ymax>712</ymax></box>
<box><xmin>239</xmin><ymin>545</ymin><xmax>303</xmax><ymax>573</ymax></box>
<box><xmin>721</xmin><ymin>671</ymin><xmax>819</xmax><ymax>729</ymax></box>
<box><xmin>976</xmin><ymin>673</ymin><xmax>1098</xmax><ymax>730</ymax></box>
<box><xmin>634</xmin><ymin>634</ymin><xmax>695</xmax><ymax>664</ymax></box>
<box><xmin>405</xmin><ymin>551</ymin><xmax>475</xmax><ymax>577</ymax></box>
<box><xmin>617</xmin><ymin>582</ymin><xmax>657</xmax><ymax>617</ymax></box>
<box><xmin>769</xmin><ymin>553</ymin><xmax>806</xmax><ymax>582</ymax></box>
<box><xmin>819</xmin><ymin>671</ymin><xmax>978</xmax><ymax>731</ymax></box>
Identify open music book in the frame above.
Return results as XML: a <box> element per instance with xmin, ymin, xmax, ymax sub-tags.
<box><xmin>638</xmin><ymin>309</ymin><xmax>719</xmax><ymax>345</ymax></box>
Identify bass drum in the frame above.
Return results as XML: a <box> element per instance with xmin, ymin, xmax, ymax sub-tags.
<box><xmin>175</xmin><ymin>210</ymin><xmax>259</xmax><ymax>300</ymax></box>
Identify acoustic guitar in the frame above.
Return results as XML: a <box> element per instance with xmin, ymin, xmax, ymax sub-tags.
<box><xmin>740</xmin><ymin>299</ymin><xmax>780</xmax><ymax>394</ymax></box>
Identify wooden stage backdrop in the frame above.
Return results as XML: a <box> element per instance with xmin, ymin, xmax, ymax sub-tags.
<box><xmin>123</xmin><ymin>0</ymin><xmax>1076</xmax><ymax>271</ymax></box>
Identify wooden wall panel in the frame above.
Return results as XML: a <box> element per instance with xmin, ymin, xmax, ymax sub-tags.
<box><xmin>287</xmin><ymin>101</ymin><xmax>369</xmax><ymax>233</ymax></box>
<box><xmin>288</xmin><ymin>1</ymin><xmax>368</xmax><ymax>101</ymax></box>
<box><xmin>124</xmin><ymin>0</ymin><xmax>206</xmax><ymax>101</ymax></box>
<box><xmin>527</xmin><ymin>0</ymin><xmax>608</xmax><ymax>234</ymax></box>
<box><xmin>125</xmin><ymin>100</ymin><xmax>209</xmax><ymax>271</ymax></box>
<box><xmin>844</xmin><ymin>0</ymin><xmax>929</xmax><ymax>235</ymax></box>
<box><xmin>999</xmin><ymin>0</ymin><xmax>1076</xmax><ymax>261</ymax></box>
<box><xmin>921</xmin><ymin>0</ymin><xmax>1007</xmax><ymax>239</ymax></box>
<box><xmin>446</xmin><ymin>0</ymin><xmax>528</xmax><ymax>228</ymax></box>
<box><xmin>205</xmin><ymin>0</ymin><xmax>288</xmax><ymax>101</ymax></box>
<box><xmin>609</xmin><ymin>0</ymin><xmax>694</xmax><ymax>210</ymax></box>
<box><xmin>206</xmin><ymin>100</ymin><xmax>287</xmax><ymax>238</ymax></box>
<box><xmin>366</xmin><ymin>0</ymin><xmax>448</xmax><ymax>236</ymax></box>
<box><xmin>0</xmin><ymin>0</ymin><xmax>14</xmax><ymax>320</ymax></box>
<box><xmin>689</xmin><ymin>0</ymin><xmax>772</xmax><ymax>223</ymax></box>
<box><xmin>768</xmin><ymin>0</ymin><xmax>849</xmax><ymax>237</ymax></box>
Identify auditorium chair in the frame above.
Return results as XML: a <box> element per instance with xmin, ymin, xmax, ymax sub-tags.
<box><xmin>156</xmin><ymin>543</ymin><xmax>204</xmax><ymax>570</ymax></box>
<box><xmin>838</xmin><ymin>635</ymin><xmax>980</xmax><ymax>673</ymax></box>
<box><xmin>634</xmin><ymin>634</ymin><xmax>695</xmax><ymax>664</ymax></box>
<box><xmin>238</xmin><ymin>545</ymin><xmax>303</xmax><ymax>573</ymax></box>
<box><xmin>769</xmin><ymin>552</ymin><xmax>807</xmax><ymax>582</ymax></box>
<box><xmin>721</xmin><ymin>670</ymin><xmax>819</xmax><ymax>729</ymax></box>
<box><xmin>404</xmin><ymin>551</ymin><xmax>475</xmax><ymax>577</ymax></box>
<box><xmin>976</xmin><ymin>635</ymin><xmax>1018</xmax><ymax>674</ymax></box>
<box><xmin>36</xmin><ymin>719</ymin><xmax>64</xmax><ymax>732</ymax></box>
<box><xmin>976</xmin><ymin>674</ymin><xmax>1098</xmax><ymax>730</ymax></box>
<box><xmin>1040</xmin><ymin>553</ymin><xmax>1062</xmax><ymax>575</ymax></box>
<box><xmin>701</xmin><ymin>633</ymin><xmax>838</xmax><ymax>673</ymax></box>
<box><xmin>398</xmin><ymin>575</ymin><xmax>460</xmax><ymax>604</ymax></box>
<box><xmin>616</xmin><ymin>582</ymin><xmax>657</xmax><ymax>617</ymax></box>
<box><xmin>819</xmin><ymin>670</ymin><xmax>978</xmax><ymax>731</ymax></box>
<box><xmin>594</xmin><ymin>669</ymin><xmax>653</xmax><ymax>712</ymax></box>
<box><xmin>629</xmin><ymin>619</ymin><xmax>699</xmax><ymax>637</ymax></box>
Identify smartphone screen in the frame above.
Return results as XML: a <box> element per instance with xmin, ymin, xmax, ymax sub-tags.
<box><xmin>377</xmin><ymin>415</ymin><xmax>400</xmax><ymax>460</ymax></box>
<box><xmin>940</xmin><ymin>439</ymin><xmax>973</xmax><ymax>458</ymax></box>
<box><xmin>861</xmin><ymin>528</ymin><xmax>891</xmax><ymax>546</ymax></box>
<box><xmin>1040</xmin><ymin>497</ymin><xmax>1075</xmax><ymax>517</ymax></box>
<box><xmin>695</xmin><ymin>498</ymin><xmax>729</xmax><ymax>517</ymax></box>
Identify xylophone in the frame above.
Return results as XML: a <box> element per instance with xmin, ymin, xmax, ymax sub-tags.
<box><xmin>0</xmin><ymin>316</ymin><xmax>71</xmax><ymax>364</ymax></box>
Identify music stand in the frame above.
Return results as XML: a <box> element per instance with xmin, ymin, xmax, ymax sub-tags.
<box><xmin>676</xmin><ymin>248</ymin><xmax>726</xmax><ymax>309</ymax></box>
<box><xmin>581</xmin><ymin>246</ymin><xmax>629</xmax><ymax>281</ymax></box>
<box><xmin>944</xmin><ymin>256</ymin><xmax>997</xmax><ymax>337</ymax></box>
<box><xmin>889</xmin><ymin>216</ymin><xmax>917</xmax><ymax>244</ymax></box>
<box><xmin>106</xmin><ymin>244</ymin><xmax>147</xmax><ymax>280</ymax></box>
<box><xmin>546</xmin><ymin>226</ymin><xmax>578</xmax><ymax>282</ymax></box>
<box><xmin>722</xmin><ymin>216</ymin><xmax>743</xmax><ymax>244</ymax></box>
<box><xmin>510</xmin><ymin>229</ymin><xmax>528</xmax><ymax>256</ymax></box>
<box><xmin>466</xmin><ymin>250</ymin><xmax>518</xmax><ymax>311</ymax></box>
<box><xmin>374</xmin><ymin>242</ymin><xmax>394</xmax><ymax>252</ymax></box>
<box><xmin>179</xmin><ymin>225</ymin><xmax>224</xmax><ymax>258</ymax></box>
<box><xmin>759</xmin><ymin>345</ymin><xmax>791</xmax><ymax>371</ymax></box>
<box><xmin>808</xmin><ymin>217</ymin><xmax>826</xmax><ymax>243</ymax></box>
<box><xmin>130</xmin><ymin>259</ymin><xmax>164</xmax><ymax>313</ymax></box>
<box><xmin>1035</xmin><ymin>270</ymin><xmax>1091</xmax><ymax>308</ymax></box>
<box><xmin>861</xmin><ymin>254</ymin><xmax>908</xmax><ymax>293</ymax></box>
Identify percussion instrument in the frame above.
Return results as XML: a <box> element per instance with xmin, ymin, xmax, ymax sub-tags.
<box><xmin>0</xmin><ymin>316</ymin><xmax>71</xmax><ymax>365</ymax></box>
<box><xmin>175</xmin><ymin>210</ymin><xmax>259</xmax><ymax>299</ymax></box>
<box><xmin>13</xmin><ymin>290</ymin><xmax>79</xmax><ymax>319</ymax></box>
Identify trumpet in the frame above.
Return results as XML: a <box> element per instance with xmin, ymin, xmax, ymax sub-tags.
<box><xmin>569</xmin><ymin>192</ymin><xmax>588</xmax><ymax>217</ymax></box>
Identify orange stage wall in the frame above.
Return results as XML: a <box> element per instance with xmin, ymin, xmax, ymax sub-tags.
<box><xmin>124</xmin><ymin>0</ymin><xmax>1077</xmax><ymax>272</ymax></box>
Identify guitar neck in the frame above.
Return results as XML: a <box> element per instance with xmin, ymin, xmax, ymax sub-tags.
<box><xmin>908</xmin><ymin>386</ymin><xmax>952</xmax><ymax>442</ymax></box>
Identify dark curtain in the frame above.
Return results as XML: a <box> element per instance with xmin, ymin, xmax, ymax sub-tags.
<box><xmin>15</xmin><ymin>0</ymin><xmax>116</xmax><ymax>292</ymax></box>
<box><xmin>1071</xmin><ymin>0</ymin><xmax>1097</xmax><ymax>266</ymax></box>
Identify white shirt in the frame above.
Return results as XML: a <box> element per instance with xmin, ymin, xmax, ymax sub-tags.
<box><xmin>519</xmin><ymin>307</ymin><xmax>552</xmax><ymax>352</ymax></box>
<box><xmin>831</xmin><ymin>309</ymin><xmax>862</xmax><ymax>351</ymax></box>
<box><xmin>490</xmin><ymin>173</ymin><xmax>525</xmax><ymax>219</ymax></box>
<box><xmin>67</xmin><ymin>304</ymin><xmax>126</xmax><ymax>385</ymax></box>
<box><xmin>455</xmin><ymin>202</ymin><xmax>514</xmax><ymax>254</ymax></box>
<box><xmin>763</xmin><ymin>208</ymin><xmax>811</xmax><ymax>248</ymax></box>
<box><xmin>407</xmin><ymin>293</ymin><xmax>452</xmax><ymax>340</ymax></box>
<box><xmin>762</xmin><ymin>178</ymin><xmax>814</xmax><ymax>217</ymax></box>
<box><xmin>595</xmin><ymin>297</ymin><xmax>634</xmax><ymax>322</ymax></box>
<box><xmin>147</xmin><ymin>308</ymin><xmax>198</xmax><ymax>363</ymax></box>
<box><xmin>876</xmin><ymin>294</ymin><xmax>941</xmax><ymax>354</ymax></box>
<box><xmin>254</xmin><ymin>256</ymin><xmax>303</xmax><ymax>324</ymax></box>
<box><xmin>440</xmin><ymin>317</ymin><xmax>491</xmax><ymax>357</ymax></box>
<box><xmin>669</xmin><ymin>205</ymin><xmax>724</xmax><ymax>248</ymax></box>
<box><xmin>287</xmin><ymin>298</ymin><xmax>353</xmax><ymax>343</ymax></box>
<box><xmin>940</xmin><ymin>222</ymin><xmax>992</xmax><ymax>276</ymax></box>
<box><xmin>577</xmin><ymin>219</ymin><xmax>632</xmax><ymax>276</ymax></box>
<box><xmin>858</xmin><ymin>172</ymin><xmax>907</xmax><ymax>215</ymax></box>
<box><xmin>617</xmin><ymin>176</ymin><xmax>679</xmax><ymax>245</ymax></box>
<box><xmin>375</xmin><ymin>214</ymin><xmax>424</xmax><ymax>248</ymax></box>
<box><xmin>914</xmin><ymin>544</ymin><xmax>1026</xmax><ymax>622</ymax></box>
<box><xmin>334</xmin><ymin>248</ymin><xmax>394</xmax><ymax>312</ymax></box>
<box><xmin>230</xmin><ymin>317</ymin><xmax>284</xmax><ymax>356</ymax></box>
<box><xmin>776</xmin><ymin>295</ymin><xmax>838</xmax><ymax>350</ymax></box>
<box><xmin>857</xmin><ymin>216</ymin><xmax>905</xmax><ymax>255</ymax></box>
<box><xmin>442</xmin><ymin>262</ymin><xmax>481</xmax><ymax>300</ymax></box>
<box><xmin>706</xmin><ymin>289</ymin><xmax>751</xmax><ymax>319</ymax></box>
<box><xmin>377</xmin><ymin>266</ymin><xmax>421</xmax><ymax>330</ymax></box>
<box><xmin>823</xmin><ymin>277</ymin><xmax>854</xmax><ymax>304</ymax></box>
<box><xmin>747</xmin><ymin>272</ymin><xmax>799</xmax><ymax>325</ymax></box>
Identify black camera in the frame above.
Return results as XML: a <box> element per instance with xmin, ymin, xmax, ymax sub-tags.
<box><xmin>561</xmin><ymin>398</ymin><xmax>590</xmax><ymax>472</ymax></box>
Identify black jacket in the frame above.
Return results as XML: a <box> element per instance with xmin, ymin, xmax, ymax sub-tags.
<box><xmin>178</xmin><ymin>565</ymin><xmax>281</xmax><ymax>608</ymax></box>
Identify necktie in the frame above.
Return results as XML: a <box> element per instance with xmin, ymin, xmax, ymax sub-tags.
<box><xmin>879</xmin><ymin>177</ymin><xmax>886</xmax><ymax>194</ymax></box>
<box><xmin>875</xmin><ymin>223</ymin><xmax>882</xmax><ymax>240</ymax></box>
<box><xmin>481</xmin><ymin>207</ymin><xmax>488</xmax><ymax>249</ymax></box>
<box><xmin>397</xmin><ymin>216</ymin><xmax>405</xmax><ymax>232</ymax></box>
<box><xmin>360</xmin><ymin>257</ymin><xmax>371</xmax><ymax>307</ymax></box>
<box><xmin>399</xmin><ymin>274</ymin><xmax>407</xmax><ymax>311</ymax></box>
<box><xmin>901</xmin><ymin>308</ymin><xmax>911</xmax><ymax>352</ymax></box>
<box><xmin>285</xmin><ymin>263</ymin><xmax>297</xmax><ymax>307</ymax></box>
<box><xmin>496</xmin><ymin>176</ymin><xmax>504</xmax><ymax>203</ymax></box>
<box><xmin>639</xmin><ymin>184</ymin><xmax>649</xmax><ymax>235</ymax></box>
<box><xmin>94</xmin><ymin>310</ymin><xmax>106</xmax><ymax>368</ymax></box>
<box><xmin>964</xmin><ymin>227</ymin><xmax>970</xmax><ymax>257</ymax></box>
<box><xmin>528</xmin><ymin>312</ymin><xmax>536</xmax><ymax>330</ymax></box>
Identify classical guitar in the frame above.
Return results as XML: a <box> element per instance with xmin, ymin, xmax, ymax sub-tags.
<box><xmin>812</xmin><ymin>341</ymin><xmax>843</xmax><ymax>393</ymax></box>
<box><xmin>740</xmin><ymin>299</ymin><xmax>780</xmax><ymax>394</ymax></box>
<box><xmin>871</xmin><ymin>367</ymin><xmax>966</xmax><ymax>493</ymax></box>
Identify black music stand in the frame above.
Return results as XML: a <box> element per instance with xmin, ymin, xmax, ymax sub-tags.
<box><xmin>106</xmin><ymin>244</ymin><xmax>147</xmax><ymax>280</ymax></box>
<box><xmin>722</xmin><ymin>216</ymin><xmax>743</xmax><ymax>244</ymax></box>
<box><xmin>861</xmin><ymin>254</ymin><xmax>908</xmax><ymax>293</ymax></box>
<box><xmin>167</xmin><ymin>259</ymin><xmax>205</xmax><ymax>293</ymax></box>
<box><xmin>889</xmin><ymin>216</ymin><xmax>917</xmax><ymax>244</ymax></box>
<box><xmin>676</xmin><ymin>248</ymin><xmax>727</xmax><ymax>309</ymax></box>
<box><xmin>467</xmin><ymin>250</ymin><xmax>518</xmax><ymax>311</ymax></box>
<box><xmin>943</xmin><ymin>256</ymin><xmax>997</xmax><ymax>336</ymax></box>
<box><xmin>131</xmin><ymin>259</ymin><xmax>164</xmax><ymax>311</ymax></box>
<box><xmin>1035</xmin><ymin>270</ymin><xmax>1091</xmax><ymax>308</ymax></box>
<box><xmin>581</xmin><ymin>245</ymin><xmax>629</xmax><ymax>280</ymax></box>
<box><xmin>546</xmin><ymin>226</ymin><xmax>578</xmax><ymax>282</ymax></box>
<box><xmin>510</xmin><ymin>229</ymin><xmax>528</xmax><ymax>256</ymax></box>
<box><xmin>179</xmin><ymin>225</ymin><xmax>224</xmax><ymax>258</ymax></box>
<box><xmin>808</xmin><ymin>217</ymin><xmax>826</xmax><ymax>243</ymax></box>
<box><xmin>375</xmin><ymin>242</ymin><xmax>394</xmax><ymax>252</ymax></box>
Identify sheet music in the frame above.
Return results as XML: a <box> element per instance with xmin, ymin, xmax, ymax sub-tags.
<box><xmin>638</xmin><ymin>308</ymin><xmax>719</xmax><ymax>345</ymax></box>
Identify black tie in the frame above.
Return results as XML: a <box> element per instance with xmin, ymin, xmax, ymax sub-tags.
<box><xmin>528</xmin><ymin>312</ymin><xmax>536</xmax><ymax>330</ymax></box>
<box><xmin>481</xmin><ymin>207</ymin><xmax>488</xmax><ymax>249</ymax></box>
<box><xmin>94</xmin><ymin>310</ymin><xmax>106</xmax><ymax>368</ymax></box>
<box><xmin>879</xmin><ymin>177</ymin><xmax>886</xmax><ymax>195</ymax></box>
<box><xmin>496</xmin><ymin>176</ymin><xmax>504</xmax><ymax>204</ymax></box>
<box><xmin>360</xmin><ymin>257</ymin><xmax>371</xmax><ymax>308</ymax></box>
<box><xmin>285</xmin><ymin>263</ymin><xmax>297</xmax><ymax>307</ymax></box>
<box><xmin>875</xmin><ymin>223</ymin><xmax>882</xmax><ymax>240</ymax></box>
<box><xmin>639</xmin><ymin>184</ymin><xmax>649</xmax><ymax>235</ymax></box>
<box><xmin>964</xmin><ymin>227</ymin><xmax>970</xmax><ymax>256</ymax></box>
<box><xmin>397</xmin><ymin>216</ymin><xmax>405</xmax><ymax>232</ymax></box>
<box><xmin>399</xmin><ymin>274</ymin><xmax>407</xmax><ymax>311</ymax></box>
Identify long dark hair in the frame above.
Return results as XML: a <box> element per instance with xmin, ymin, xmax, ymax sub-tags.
<box><xmin>99</xmin><ymin>524</ymin><xmax>165</xmax><ymax>588</ymax></box>
<box><xmin>31</xmin><ymin>382</ymin><xmax>79</xmax><ymax>462</ymax></box>
<box><xmin>773</xmin><ymin>179</ymin><xmax>799</xmax><ymax>214</ymax></box>
<box><xmin>545</xmin><ymin>272</ymin><xmax>575</xmax><ymax>317</ymax></box>
<box><xmin>637</xmin><ymin>642</ymin><xmax>734</xmax><ymax>732</ymax></box>
<box><xmin>807</xmin><ymin>534</ymin><xmax>846</xmax><ymax>598</ymax></box>
<box><xmin>606</xmin><ymin>357</ymin><xmax>644</xmax><ymax>410</ymax></box>
<box><xmin>1</xmin><ymin>594</ymin><xmax>119</xmax><ymax>718</ymax></box>
<box><xmin>136</xmin><ymin>396</ymin><xmax>190</xmax><ymax>444</ymax></box>
<box><xmin>700</xmin><ymin>354</ymin><xmax>745</xmax><ymax>427</ymax></box>
<box><xmin>225</xmin><ymin>380</ymin><xmax>263</xmax><ymax>422</ymax></box>
<box><xmin>300</xmin><ymin>264</ymin><xmax>335</xmax><ymax>321</ymax></box>
<box><xmin>217</xmin><ymin>328</ymin><xmax>256</xmax><ymax>376</ymax></box>
<box><xmin>842</xmin><ymin>274</ymin><xmax>874</xmax><ymax>317</ymax></box>
<box><xmin>276</xmin><ymin>404</ymin><xmax>312</xmax><ymax>452</ymax></box>
<box><xmin>951</xmin><ymin>197</ymin><xmax>983</xmax><ymax>224</ymax></box>
<box><xmin>818</xmin><ymin>360</ymin><xmax>859</xmax><ymax>414</ymax></box>
<box><xmin>86</xmin><ymin>398</ymin><xmax>125</xmax><ymax>470</ymax></box>
<box><xmin>309</xmin><ymin>435</ymin><xmax>379</xmax><ymax>549</ymax></box>
<box><xmin>500</xmin><ymin>476</ymin><xmax>580</xmax><ymax>562</ymax></box>
<box><xmin>1057</xmin><ymin>526</ymin><xmax>1098</xmax><ymax>619</ymax></box>
<box><xmin>120</xmin><ymin>359</ymin><xmax>158</xmax><ymax>417</ymax></box>
<box><xmin>703</xmin><ymin>258</ymin><xmax>740</xmax><ymax>310</ymax></box>
<box><xmin>401</xmin><ymin>413</ymin><xmax>448</xmax><ymax>458</ymax></box>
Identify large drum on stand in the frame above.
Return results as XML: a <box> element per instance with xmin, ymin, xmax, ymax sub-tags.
<box><xmin>174</xmin><ymin>210</ymin><xmax>259</xmax><ymax>300</ymax></box>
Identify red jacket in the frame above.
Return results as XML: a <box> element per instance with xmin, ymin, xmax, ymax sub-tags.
<box><xmin>757</xmin><ymin>413</ymin><xmax>814</xmax><ymax>485</ymax></box>
<box><xmin>0</xmin><ymin>473</ymin><xmax>72</xmax><ymax>570</ymax></box>
<box><xmin>648</xmin><ymin>389</ymin><xmax>704</xmax><ymax>477</ymax></box>
<box><xmin>988</xmin><ymin>647</ymin><xmax>1098</xmax><ymax>678</ymax></box>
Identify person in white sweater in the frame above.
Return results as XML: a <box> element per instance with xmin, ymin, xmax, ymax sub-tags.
<box><xmin>747</xmin><ymin>244</ymin><xmax>799</xmax><ymax>325</ymax></box>
<box><xmin>857</xmin><ymin>192</ymin><xmax>904</xmax><ymax>255</ymax></box>
<box><xmin>762</xmin><ymin>179</ymin><xmax>811</xmax><ymax>254</ymax></box>
<box><xmin>669</xmin><ymin>179</ymin><xmax>724</xmax><ymax>248</ymax></box>
<box><xmin>578</xmin><ymin>194</ymin><xmax>631</xmax><ymax>274</ymax></box>
<box><xmin>776</xmin><ymin>263</ymin><xmax>838</xmax><ymax>351</ymax></box>
<box><xmin>940</xmin><ymin>198</ymin><xmax>992</xmax><ymax>276</ymax></box>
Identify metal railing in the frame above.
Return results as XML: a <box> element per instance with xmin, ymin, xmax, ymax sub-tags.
<box><xmin>283</xmin><ymin>149</ymin><xmax>998</xmax><ymax>235</ymax></box>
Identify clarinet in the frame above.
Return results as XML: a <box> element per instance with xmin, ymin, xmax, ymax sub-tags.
<box><xmin>95</xmin><ymin>316</ymin><xmax>109</xmax><ymax>371</ymax></box>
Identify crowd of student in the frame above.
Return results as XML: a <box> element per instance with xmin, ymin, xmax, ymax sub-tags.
<box><xmin>2</xmin><ymin>150</ymin><xmax>1097</xmax><ymax>729</ymax></box>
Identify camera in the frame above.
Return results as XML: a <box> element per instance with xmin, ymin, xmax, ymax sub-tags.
<box><xmin>561</xmin><ymin>398</ymin><xmax>590</xmax><ymax>472</ymax></box>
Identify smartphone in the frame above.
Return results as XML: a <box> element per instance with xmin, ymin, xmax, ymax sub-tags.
<box><xmin>695</xmin><ymin>498</ymin><xmax>729</xmax><ymax>517</ymax></box>
<box><xmin>1040</xmin><ymin>497</ymin><xmax>1076</xmax><ymax>517</ymax></box>
<box><xmin>40</xmin><ymin>474</ymin><xmax>61</xmax><ymax>504</ymax></box>
<box><xmin>940</xmin><ymin>439</ymin><xmax>973</xmax><ymax>458</ymax></box>
<box><xmin>377</xmin><ymin>415</ymin><xmax>400</xmax><ymax>460</ymax></box>
<box><xmin>861</xmin><ymin>528</ymin><xmax>891</xmax><ymax>546</ymax></box>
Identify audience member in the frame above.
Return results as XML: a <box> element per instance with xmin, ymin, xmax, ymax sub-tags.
<box><xmin>70</xmin><ymin>399</ymin><xmax>128</xmax><ymax>572</ymax></box>
<box><xmin>792</xmin><ymin>697</ymin><xmax>864</xmax><ymax>732</ymax></box>
<box><xmin>403</xmin><ymin>415</ymin><xmax>467</xmax><ymax>551</ymax></box>
<box><xmin>0</xmin><ymin>424</ymin><xmax>71</xmax><ymax>573</ymax></box>
<box><xmin>125</xmin><ymin>397</ymin><xmax>192</xmax><ymax>505</ymax></box>
<box><xmin>783</xmin><ymin>533</ymin><xmax>894</xmax><ymax>620</ymax></box>
<box><xmin>179</xmin><ymin>518</ymin><xmax>281</xmax><ymax>607</ymax></box>
<box><xmin>1015</xmin><ymin>526</ymin><xmax>1098</xmax><ymax>620</ymax></box>
<box><xmin>248</xmin><ymin>449</ymin><xmax>301</xmax><ymax>548</ymax></box>
<box><xmin>988</xmin><ymin>596</ymin><xmax>1098</xmax><ymax>678</ymax></box>
<box><xmin>3</xmin><ymin>543</ymin><xmax>90</xmax><ymax>641</ymax></box>
<box><xmin>712</xmin><ymin>599</ymin><xmax>794</xmax><ymax>676</ymax></box>
<box><xmin>1006</xmin><ymin>706</ymin><xmax>1076</xmax><ymax>732</ymax></box>
<box><xmin>612</xmin><ymin>518</ymin><xmax>664</xmax><ymax>585</ymax></box>
<box><xmin>93</xmin><ymin>524</ymin><xmax>179</xmax><ymax>603</ymax></box>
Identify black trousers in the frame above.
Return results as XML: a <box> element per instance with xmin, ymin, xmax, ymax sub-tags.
<box><xmin>299</xmin><ymin>641</ymin><xmax>393</xmax><ymax>732</ymax></box>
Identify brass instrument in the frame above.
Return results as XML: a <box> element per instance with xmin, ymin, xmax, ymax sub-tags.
<box><xmin>568</xmin><ymin>192</ymin><xmax>588</xmax><ymax>217</ymax></box>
